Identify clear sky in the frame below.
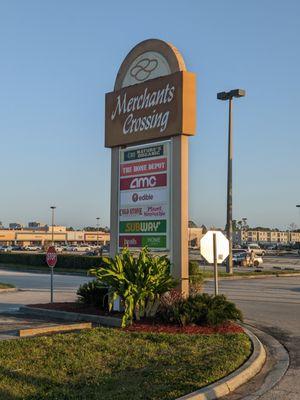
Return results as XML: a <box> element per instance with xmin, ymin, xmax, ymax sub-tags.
<box><xmin>1</xmin><ymin>0</ymin><xmax>300</xmax><ymax>230</ymax></box>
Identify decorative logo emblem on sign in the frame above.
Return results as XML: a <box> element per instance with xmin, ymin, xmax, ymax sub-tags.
<box><xmin>130</xmin><ymin>58</ymin><xmax>159</xmax><ymax>82</ymax></box>
<box><xmin>132</xmin><ymin>193</ymin><xmax>139</xmax><ymax>202</ymax></box>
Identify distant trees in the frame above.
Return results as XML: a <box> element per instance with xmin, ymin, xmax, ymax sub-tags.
<box><xmin>188</xmin><ymin>220</ymin><xmax>198</xmax><ymax>228</ymax></box>
<box><xmin>83</xmin><ymin>226</ymin><xmax>110</xmax><ymax>232</ymax></box>
<box><xmin>288</xmin><ymin>222</ymin><xmax>298</xmax><ymax>231</ymax></box>
<box><xmin>233</xmin><ymin>218</ymin><xmax>249</xmax><ymax>231</ymax></box>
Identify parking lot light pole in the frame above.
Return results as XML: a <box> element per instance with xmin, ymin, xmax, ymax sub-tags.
<box><xmin>96</xmin><ymin>217</ymin><xmax>100</xmax><ymax>248</ymax></box>
<box><xmin>50</xmin><ymin>206</ymin><xmax>56</xmax><ymax>303</ymax></box>
<box><xmin>217</xmin><ymin>89</ymin><xmax>246</xmax><ymax>274</ymax></box>
<box><xmin>296</xmin><ymin>206</ymin><xmax>300</xmax><ymax>229</ymax></box>
<box><xmin>50</xmin><ymin>206</ymin><xmax>56</xmax><ymax>246</ymax></box>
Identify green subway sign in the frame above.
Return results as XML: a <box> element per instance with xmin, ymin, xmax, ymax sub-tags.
<box><xmin>119</xmin><ymin>220</ymin><xmax>167</xmax><ymax>234</ymax></box>
<box><xmin>142</xmin><ymin>235</ymin><xmax>166</xmax><ymax>248</ymax></box>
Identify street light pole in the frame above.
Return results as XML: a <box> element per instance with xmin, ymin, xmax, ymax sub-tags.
<box><xmin>50</xmin><ymin>206</ymin><xmax>56</xmax><ymax>303</ymax></box>
<box><xmin>50</xmin><ymin>206</ymin><xmax>56</xmax><ymax>246</ymax></box>
<box><xmin>96</xmin><ymin>217</ymin><xmax>100</xmax><ymax>248</ymax></box>
<box><xmin>227</xmin><ymin>98</ymin><xmax>233</xmax><ymax>274</ymax></box>
<box><xmin>217</xmin><ymin>89</ymin><xmax>246</xmax><ymax>274</ymax></box>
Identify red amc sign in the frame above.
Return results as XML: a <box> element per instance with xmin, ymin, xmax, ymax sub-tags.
<box><xmin>120</xmin><ymin>173</ymin><xmax>167</xmax><ymax>191</ymax></box>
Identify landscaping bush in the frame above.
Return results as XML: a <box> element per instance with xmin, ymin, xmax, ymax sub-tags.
<box><xmin>0</xmin><ymin>252</ymin><xmax>104</xmax><ymax>270</ymax></box>
<box><xmin>77</xmin><ymin>280</ymin><xmax>108</xmax><ymax>309</ymax></box>
<box><xmin>158</xmin><ymin>291</ymin><xmax>243</xmax><ymax>327</ymax></box>
<box><xmin>89</xmin><ymin>247</ymin><xmax>177</xmax><ymax>327</ymax></box>
<box><xmin>189</xmin><ymin>260</ymin><xmax>203</xmax><ymax>294</ymax></box>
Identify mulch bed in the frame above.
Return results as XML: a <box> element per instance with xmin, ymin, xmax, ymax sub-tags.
<box><xmin>28</xmin><ymin>302</ymin><xmax>244</xmax><ymax>335</ymax></box>
<box><xmin>125</xmin><ymin>320</ymin><xmax>244</xmax><ymax>334</ymax></box>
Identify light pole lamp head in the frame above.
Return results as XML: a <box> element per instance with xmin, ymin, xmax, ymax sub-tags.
<box><xmin>296</xmin><ymin>205</ymin><xmax>300</xmax><ymax>208</ymax></box>
<box><xmin>217</xmin><ymin>91</ymin><xmax>228</xmax><ymax>100</ymax></box>
<box><xmin>217</xmin><ymin>89</ymin><xmax>246</xmax><ymax>100</ymax></box>
<box><xmin>230</xmin><ymin>89</ymin><xmax>246</xmax><ymax>98</ymax></box>
<box><xmin>50</xmin><ymin>206</ymin><xmax>56</xmax><ymax>210</ymax></box>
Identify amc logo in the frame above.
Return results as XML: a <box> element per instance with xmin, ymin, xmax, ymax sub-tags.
<box><xmin>130</xmin><ymin>176</ymin><xmax>157</xmax><ymax>189</ymax></box>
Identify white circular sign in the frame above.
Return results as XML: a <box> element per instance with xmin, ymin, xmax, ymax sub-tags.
<box><xmin>200</xmin><ymin>231</ymin><xmax>229</xmax><ymax>264</ymax></box>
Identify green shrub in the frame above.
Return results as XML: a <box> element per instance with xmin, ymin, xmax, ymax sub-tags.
<box><xmin>89</xmin><ymin>247</ymin><xmax>177</xmax><ymax>327</ymax></box>
<box><xmin>189</xmin><ymin>261</ymin><xmax>203</xmax><ymax>294</ymax></box>
<box><xmin>77</xmin><ymin>280</ymin><xmax>108</xmax><ymax>309</ymax></box>
<box><xmin>0</xmin><ymin>252</ymin><xmax>103</xmax><ymax>270</ymax></box>
<box><xmin>158</xmin><ymin>291</ymin><xmax>243</xmax><ymax>327</ymax></box>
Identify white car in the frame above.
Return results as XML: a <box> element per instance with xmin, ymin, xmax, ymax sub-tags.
<box><xmin>244</xmin><ymin>243</ymin><xmax>266</xmax><ymax>256</ymax></box>
<box><xmin>25</xmin><ymin>246</ymin><xmax>41</xmax><ymax>251</ymax></box>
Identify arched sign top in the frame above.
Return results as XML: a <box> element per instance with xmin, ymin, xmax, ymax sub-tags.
<box><xmin>114</xmin><ymin>39</ymin><xmax>187</xmax><ymax>91</ymax></box>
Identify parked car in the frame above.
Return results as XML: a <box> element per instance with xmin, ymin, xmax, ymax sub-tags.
<box><xmin>24</xmin><ymin>245</ymin><xmax>42</xmax><ymax>251</ymax></box>
<box><xmin>243</xmin><ymin>243</ymin><xmax>265</xmax><ymax>256</ymax></box>
<box><xmin>0</xmin><ymin>246</ymin><xmax>11</xmax><ymax>252</ymax></box>
<box><xmin>11</xmin><ymin>245</ymin><xmax>24</xmax><ymax>251</ymax></box>
<box><xmin>232</xmin><ymin>249</ymin><xmax>263</xmax><ymax>267</ymax></box>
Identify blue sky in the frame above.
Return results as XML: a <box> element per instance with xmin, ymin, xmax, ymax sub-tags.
<box><xmin>1</xmin><ymin>0</ymin><xmax>300</xmax><ymax>229</ymax></box>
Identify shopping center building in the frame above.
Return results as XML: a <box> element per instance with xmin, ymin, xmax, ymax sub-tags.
<box><xmin>0</xmin><ymin>226</ymin><xmax>110</xmax><ymax>247</ymax></box>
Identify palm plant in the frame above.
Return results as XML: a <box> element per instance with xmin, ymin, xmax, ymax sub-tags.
<box><xmin>89</xmin><ymin>247</ymin><xmax>177</xmax><ymax>327</ymax></box>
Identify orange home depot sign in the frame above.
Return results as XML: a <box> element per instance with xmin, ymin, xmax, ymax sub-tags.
<box><xmin>105</xmin><ymin>71</ymin><xmax>196</xmax><ymax>147</ymax></box>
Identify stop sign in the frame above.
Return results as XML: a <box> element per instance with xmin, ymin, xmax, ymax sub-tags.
<box><xmin>46</xmin><ymin>246</ymin><xmax>57</xmax><ymax>267</ymax></box>
<box><xmin>200</xmin><ymin>231</ymin><xmax>229</xmax><ymax>264</ymax></box>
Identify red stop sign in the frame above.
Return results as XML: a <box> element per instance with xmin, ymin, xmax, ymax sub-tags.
<box><xmin>46</xmin><ymin>246</ymin><xmax>57</xmax><ymax>267</ymax></box>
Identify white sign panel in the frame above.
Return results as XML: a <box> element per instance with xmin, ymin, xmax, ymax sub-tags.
<box><xmin>120</xmin><ymin>188</ymin><xmax>168</xmax><ymax>206</ymax></box>
<box><xmin>200</xmin><ymin>231</ymin><xmax>229</xmax><ymax>264</ymax></box>
<box><xmin>119</xmin><ymin>205</ymin><xmax>167</xmax><ymax>220</ymax></box>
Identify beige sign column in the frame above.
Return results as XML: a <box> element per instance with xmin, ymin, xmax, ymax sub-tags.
<box><xmin>110</xmin><ymin>147</ymin><xmax>119</xmax><ymax>257</ymax></box>
<box><xmin>171</xmin><ymin>135</ymin><xmax>189</xmax><ymax>295</ymax></box>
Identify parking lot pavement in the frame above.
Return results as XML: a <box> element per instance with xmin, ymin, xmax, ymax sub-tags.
<box><xmin>0</xmin><ymin>269</ymin><xmax>91</xmax><ymax>313</ymax></box>
<box><xmin>205</xmin><ymin>277</ymin><xmax>300</xmax><ymax>399</ymax></box>
<box><xmin>0</xmin><ymin>314</ymin><xmax>65</xmax><ymax>340</ymax></box>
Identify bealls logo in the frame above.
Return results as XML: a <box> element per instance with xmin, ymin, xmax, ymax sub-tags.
<box><xmin>132</xmin><ymin>193</ymin><xmax>153</xmax><ymax>203</ymax></box>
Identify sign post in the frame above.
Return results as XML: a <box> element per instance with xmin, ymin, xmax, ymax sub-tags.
<box><xmin>46</xmin><ymin>246</ymin><xmax>57</xmax><ymax>303</ymax></box>
<box><xmin>105</xmin><ymin>39</ymin><xmax>196</xmax><ymax>295</ymax></box>
<box><xmin>200</xmin><ymin>231</ymin><xmax>229</xmax><ymax>296</ymax></box>
<box><xmin>213</xmin><ymin>233</ymin><xmax>218</xmax><ymax>295</ymax></box>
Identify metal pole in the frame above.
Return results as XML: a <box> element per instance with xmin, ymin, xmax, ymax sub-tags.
<box><xmin>50</xmin><ymin>206</ymin><xmax>55</xmax><ymax>303</ymax></box>
<box><xmin>227</xmin><ymin>98</ymin><xmax>233</xmax><ymax>274</ymax></box>
<box><xmin>51</xmin><ymin>208</ymin><xmax>54</xmax><ymax>246</ymax></box>
<box><xmin>50</xmin><ymin>266</ymin><xmax>53</xmax><ymax>303</ymax></box>
<box><xmin>96</xmin><ymin>217</ymin><xmax>100</xmax><ymax>248</ymax></box>
<box><xmin>213</xmin><ymin>233</ymin><xmax>219</xmax><ymax>296</ymax></box>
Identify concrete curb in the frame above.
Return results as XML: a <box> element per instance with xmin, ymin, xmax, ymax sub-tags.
<box><xmin>19</xmin><ymin>305</ymin><xmax>122</xmax><ymax>327</ymax></box>
<box><xmin>19</xmin><ymin>322</ymin><xmax>92</xmax><ymax>337</ymax></box>
<box><xmin>0</xmin><ymin>287</ymin><xmax>17</xmax><ymax>293</ymax></box>
<box><xmin>235</xmin><ymin>323</ymin><xmax>290</xmax><ymax>400</ymax></box>
<box><xmin>176</xmin><ymin>327</ymin><xmax>266</xmax><ymax>400</ymax></box>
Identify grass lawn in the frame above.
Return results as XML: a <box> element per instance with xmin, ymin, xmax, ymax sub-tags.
<box><xmin>0</xmin><ymin>263</ymin><xmax>88</xmax><ymax>275</ymax></box>
<box><xmin>0</xmin><ymin>282</ymin><xmax>15</xmax><ymax>289</ymax></box>
<box><xmin>0</xmin><ymin>328</ymin><xmax>251</xmax><ymax>400</ymax></box>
